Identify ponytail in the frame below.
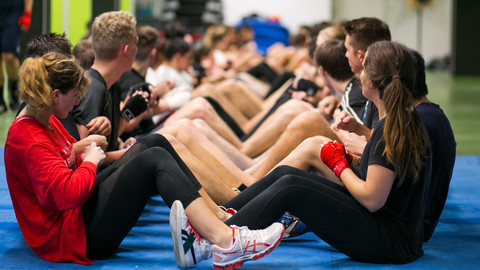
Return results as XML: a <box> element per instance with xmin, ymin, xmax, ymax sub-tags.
<box><xmin>18</xmin><ymin>52</ymin><xmax>90</xmax><ymax>111</ymax></box>
<box><xmin>19</xmin><ymin>57</ymin><xmax>52</xmax><ymax>110</ymax></box>
<box><xmin>382</xmin><ymin>75</ymin><xmax>426</xmax><ymax>185</ymax></box>
<box><xmin>365</xmin><ymin>41</ymin><xmax>427</xmax><ymax>185</ymax></box>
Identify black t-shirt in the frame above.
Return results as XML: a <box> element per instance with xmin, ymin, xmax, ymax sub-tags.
<box><xmin>117</xmin><ymin>68</ymin><xmax>144</xmax><ymax>100</ymax></box>
<box><xmin>360</xmin><ymin>117</ymin><xmax>430</xmax><ymax>263</ymax></box>
<box><xmin>340</xmin><ymin>78</ymin><xmax>368</xmax><ymax>124</ymax></box>
<box><xmin>116</xmin><ymin>68</ymin><xmax>156</xmax><ymax>139</ymax></box>
<box><xmin>71</xmin><ymin>69</ymin><xmax>120</xmax><ymax>151</ymax></box>
<box><xmin>362</xmin><ymin>100</ymin><xmax>379</xmax><ymax>130</ymax></box>
<box><xmin>416</xmin><ymin>102</ymin><xmax>456</xmax><ymax>242</ymax></box>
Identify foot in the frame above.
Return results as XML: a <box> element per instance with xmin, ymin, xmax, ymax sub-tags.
<box><xmin>212</xmin><ymin>223</ymin><xmax>284</xmax><ymax>270</ymax></box>
<box><xmin>170</xmin><ymin>200</ymin><xmax>212</xmax><ymax>268</ymax></box>
<box><xmin>278</xmin><ymin>211</ymin><xmax>309</xmax><ymax>238</ymax></box>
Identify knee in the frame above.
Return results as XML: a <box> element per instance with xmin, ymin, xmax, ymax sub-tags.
<box><xmin>138</xmin><ymin>133</ymin><xmax>169</xmax><ymax>148</ymax></box>
<box><xmin>1</xmin><ymin>53</ymin><xmax>17</xmax><ymax>64</ymax></box>
<box><xmin>173</xmin><ymin>118</ymin><xmax>195</xmax><ymax>130</ymax></box>
<box><xmin>283</xmin><ymin>99</ymin><xmax>310</xmax><ymax>112</ymax></box>
<box><xmin>187</xmin><ymin>98</ymin><xmax>213</xmax><ymax>120</ymax></box>
<box><xmin>277</xmin><ymin>108</ymin><xmax>302</xmax><ymax>126</ymax></box>
<box><xmin>272</xmin><ymin>174</ymin><xmax>300</xmax><ymax>191</ymax></box>
<box><xmin>297</xmin><ymin>136</ymin><xmax>327</xmax><ymax>158</ymax></box>
<box><xmin>270</xmin><ymin>165</ymin><xmax>299</xmax><ymax>177</ymax></box>
<box><xmin>162</xmin><ymin>133</ymin><xmax>181</xmax><ymax>148</ymax></box>
<box><xmin>192</xmin><ymin>118</ymin><xmax>208</xmax><ymax>130</ymax></box>
<box><xmin>289</xmin><ymin>111</ymin><xmax>326</xmax><ymax>132</ymax></box>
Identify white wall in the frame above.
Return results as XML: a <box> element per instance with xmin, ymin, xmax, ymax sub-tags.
<box><xmin>223</xmin><ymin>0</ymin><xmax>332</xmax><ymax>34</ymax></box>
<box><xmin>332</xmin><ymin>0</ymin><xmax>452</xmax><ymax>63</ymax></box>
<box><xmin>223</xmin><ymin>0</ymin><xmax>451</xmax><ymax>63</ymax></box>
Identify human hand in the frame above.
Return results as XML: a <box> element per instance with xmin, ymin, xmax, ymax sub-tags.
<box><xmin>82</xmin><ymin>134</ymin><xmax>108</xmax><ymax>151</ymax></box>
<box><xmin>154</xmin><ymin>80</ymin><xmax>175</xmax><ymax>97</ymax></box>
<box><xmin>331</xmin><ymin>111</ymin><xmax>357</xmax><ymax>132</ymax></box>
<box><xmin>86</xmin><ymin>116</ymin><xmax>111</xmax><ymax>136</ymax></box>
<box><xmin>121</xmin><ymin>137</ymin><xmax>136</xmax><ymax>150</ymax></box>
<box><xmin>320</xmin><ymin>141</ymin><xmax>350</xmax><ymax>178</ymax></box>
<box><xmin>344</xmin><ymin>133</ymin><xmax>367</xmax><ymax>156</ymax></box>
<box><xmin>290</xmin><ymin>90</ymin><xmax>308</xmax><ymax>101</ymax></box>
<box><xmin>82</xmin><ymin>142</ymin><xmax>106</xmax><ymax>166</ymax></box>
<box><xmin>122</xmin><ymin>90</ymin><xmax>149</xmax><ymax>121</ymax></box>
<box><xmin>18</xmin><ymin>11</ymin><xmax>32</xmax><ymax>31</ymax></box>
<box><xmin>317</xmin><ymin>96</ymin><xmax>339</xmax><ymax>120</ymax></box>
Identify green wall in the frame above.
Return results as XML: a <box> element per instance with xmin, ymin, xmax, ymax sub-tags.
<box><xmin>50</xmin><ymin>0</ymin><xmax>132</xmax><ymax>47</ymax></box>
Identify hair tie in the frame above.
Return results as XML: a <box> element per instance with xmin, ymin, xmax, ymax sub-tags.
<box><xmin>392</xmin><ymin>75</ymin><xmax>401</xmax><ymax>80</ymax></box>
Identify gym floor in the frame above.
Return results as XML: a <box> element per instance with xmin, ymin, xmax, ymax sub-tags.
<box><xmin>0</xmin><ymin>71</ymin><xmax>479</xmax><ymax>269</ymax></box>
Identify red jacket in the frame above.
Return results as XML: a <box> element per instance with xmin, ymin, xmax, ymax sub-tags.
<box><xmin>4</xmin><ymin>115</ymin><xmax>97</xmax><ymax>265</ymax></box>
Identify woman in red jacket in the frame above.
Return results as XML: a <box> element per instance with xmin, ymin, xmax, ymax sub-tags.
<box><xmin>4</xmin><ymin>52</ymin><xmax>284</xmax><ymax>268</ymax></box>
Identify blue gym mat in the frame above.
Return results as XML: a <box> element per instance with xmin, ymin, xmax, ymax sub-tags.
<box><xmin>1</xmin><ymin>152</ymin><xmax>479</xmax><ymax>269</ymax></box>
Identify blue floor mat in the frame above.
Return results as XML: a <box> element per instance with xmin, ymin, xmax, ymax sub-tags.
<box><xmin>1</xmin><ymin>154</ymin><xmax>479</xmax><ymax>269</ymax></box>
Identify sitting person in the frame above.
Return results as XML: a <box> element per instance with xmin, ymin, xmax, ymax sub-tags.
<box><xmin>5</xmin><ymin>51</ymin><xmax>283</xmax><ymax>268</ymax></box>
<box><xmin>16</xmin><ymin>33</ymin><xmax>111</xmax><ymax>142</ymax></box>
<box><xmin>172</xmin><ymin>40</ymin><xmax>431</xmax><ymax>266</ymax></box>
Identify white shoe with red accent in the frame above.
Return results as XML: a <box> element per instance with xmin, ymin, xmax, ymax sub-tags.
<box><xmin>170</xmin><ymin>200</ymin><xmax>211</xmax><ymax>268</ymax></box>
<box><xmin>211</xmin><ymin>223</ymin><xmax>284</xmax><ymax>270</ymax></box>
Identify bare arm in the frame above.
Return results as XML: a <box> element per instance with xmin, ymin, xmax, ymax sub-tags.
<box><xmin>76</xmin><ymin>123</ymin><xmax>89</xmax><ymax>140</ymax></box>
<box><xmin>339</xmin><ymin>165</ymin><xmax>395</xmax><ymax>212</ymax></box>
<box><xmin>72</xmin><ymin>135</ymin><xmax>108</xmax><ymax>156</ymax></box>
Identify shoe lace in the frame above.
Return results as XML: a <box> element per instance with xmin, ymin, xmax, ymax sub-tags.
<box><xmin>187</xmin><ymin>222</ymin><xmax>205</xmax><ymax>243</ymax></box>
<box><xmin>235</xmin><ymin>226</ymin><xmax>263</xmax><ymax>243</ymax></box>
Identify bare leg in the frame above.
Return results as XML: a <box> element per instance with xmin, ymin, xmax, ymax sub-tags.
<box><xmin>192</xmin><ymin>118</ymin><xmax>255</xmax><ymax>170</ymax></box>
<box><xmin>235</xmin><ymin>72</ymin><xmax>270</xmax><ymax>98</ymax></box>
<box><xmin>240</xmin><ymin>99</ymin><xmax>312</xmax><ymax>158</ymax></box>
<box><xmin>252</xmin><ymin>110</ymin><xmax>340</xmax><ymax>180</ymax></box>
<box><xmin>214</xmin><ymin>80</ymin><xmax>263</xmax><ymax>119</ymax></box>
<box><xmin>185</xmin><ymin>198</ymin><xmax>232</xmax><ymax>248</ymax></box>
<box><xmin>164</xmin><ymin>119</ymin><xmax>255</xmax><ymax>185</ymax></box>
<box><xmin>165</xmin><ymin>97</ymin><xmax>243</xmax><ymax>148</ymax></box>
<box><xmin>2</xmin><ymin>53</ymin><xmax>19</xmax><ymax>81</ymax></box>
<box><xmin>192</xmin><ymin>84</ymin><xmax>249</xmax><ymax>127</ymax></box>
<box><xmin>275</xmin><ymin>136</ymin><xmax>340</xmax><ymax>185</ymax></box>
<box><xmin>163</xmin><ymin>134</ymin><xmax>238</xmax><ymax>205</ymax></box>
<box><xmin>160</xmin><ymin>123</ymin><xmax>255</xmax><ymax>187</ymax></box>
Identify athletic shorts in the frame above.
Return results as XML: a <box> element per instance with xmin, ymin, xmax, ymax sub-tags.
<box><xmin>0</xmin><ymin>6</ymin><xmax>22</xmax><ymax>54</ymax></box>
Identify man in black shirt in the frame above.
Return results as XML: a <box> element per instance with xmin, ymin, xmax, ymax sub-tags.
<box><xmin>71</xmin><ymin>11</ymin><xmax>149</xmax><ymax>164</ymax></box>
<box><xmin>116</xmin><ymin>25</ymin><xmax>173</xmax><ymax>139</ymax></box>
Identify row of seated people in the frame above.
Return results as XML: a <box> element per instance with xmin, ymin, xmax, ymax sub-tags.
<box><xmin>5</xmin><ymin>10</ymin><xmax>455</xmax><ymax>269</ymax></box>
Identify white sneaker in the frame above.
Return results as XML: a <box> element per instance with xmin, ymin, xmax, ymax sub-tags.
<box><xmin>170</xmin><ymin>200</ymin><xmax>212</xmax><ymax>268</ymax></box>
<box><xmin>212</xmin><ymin>223</ymin><xmax>284</xmax><ymax>270</ymax></box>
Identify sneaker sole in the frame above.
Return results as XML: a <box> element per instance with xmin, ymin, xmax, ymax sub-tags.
<box><xmin>170</xmin><ymin>201</ymin><xmax>189</xmax><ymax>269</ymax></box>
<box><xmin>213</xmin><ymin>226</ymin><xmax>284</xmax><ymax>270</ymax></box>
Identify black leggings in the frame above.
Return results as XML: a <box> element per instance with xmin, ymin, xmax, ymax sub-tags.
<box><xmin>82</xmin><ymin>133</ymin><xmax>201</xmax><ymax>260</ymax></box>
<box><xmin>203</xmin><ymin>96</ymin><xmax>245</xmax><ymax>138</ymax></box>
<box><xmin>224</xmin><ymin>166</ymin><xmax>390</xmax><ymax>263</ymax></box>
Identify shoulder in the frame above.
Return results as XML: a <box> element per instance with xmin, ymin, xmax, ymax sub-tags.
<box><xmin>416</xmin><ymin>102</ymin><xmax>453</xmax><ymax>131</ymax></box>
<box><xmin>6</xmin><ymin>117</ymin><xmax>53</xmax><ymax>150</ymax></box>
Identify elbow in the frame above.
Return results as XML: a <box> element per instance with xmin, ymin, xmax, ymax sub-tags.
<box><xmin>363</xmin><ymin>200</ymin><xmax>385</xmax><ymax>213</ymax></box>
<box><xmin>365</xmin><ymin>204</ymin><xmax>382</xmax><ymax>213</ymax></box>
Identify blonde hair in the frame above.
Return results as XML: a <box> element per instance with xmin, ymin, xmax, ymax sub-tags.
<box><xmin>91</xmin><ymin>11</ymin><xmax>137</xmax><ymax>61</ymax></box>
<box><xmin>19</xmin><ymin>52</ymin><xmax>90</xmax><ymax>111</ymax></box>
<box><xmin>203</xmin><ymin>23</ymin><xmax>230</xmax><ymax>48</ymax></box>
<box><xmin>317</xmin><ymin>25</ymin><xmax>346</xmax><ymax>44</ymax></box>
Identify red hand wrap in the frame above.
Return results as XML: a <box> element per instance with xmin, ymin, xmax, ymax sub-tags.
<box><xmin>18</xmin><ymin>11</ymin><xmax>32</xmax><ymax>29</ymax></box>
<box><xmin>320</xmin><ymin>141</ymin><xmax>350</xmax><ymax>179</ymax></box>
<box><xmin>345</xmin><ymin>151</ymin><xmax>353</xmax><ymax>164</ymax></box>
